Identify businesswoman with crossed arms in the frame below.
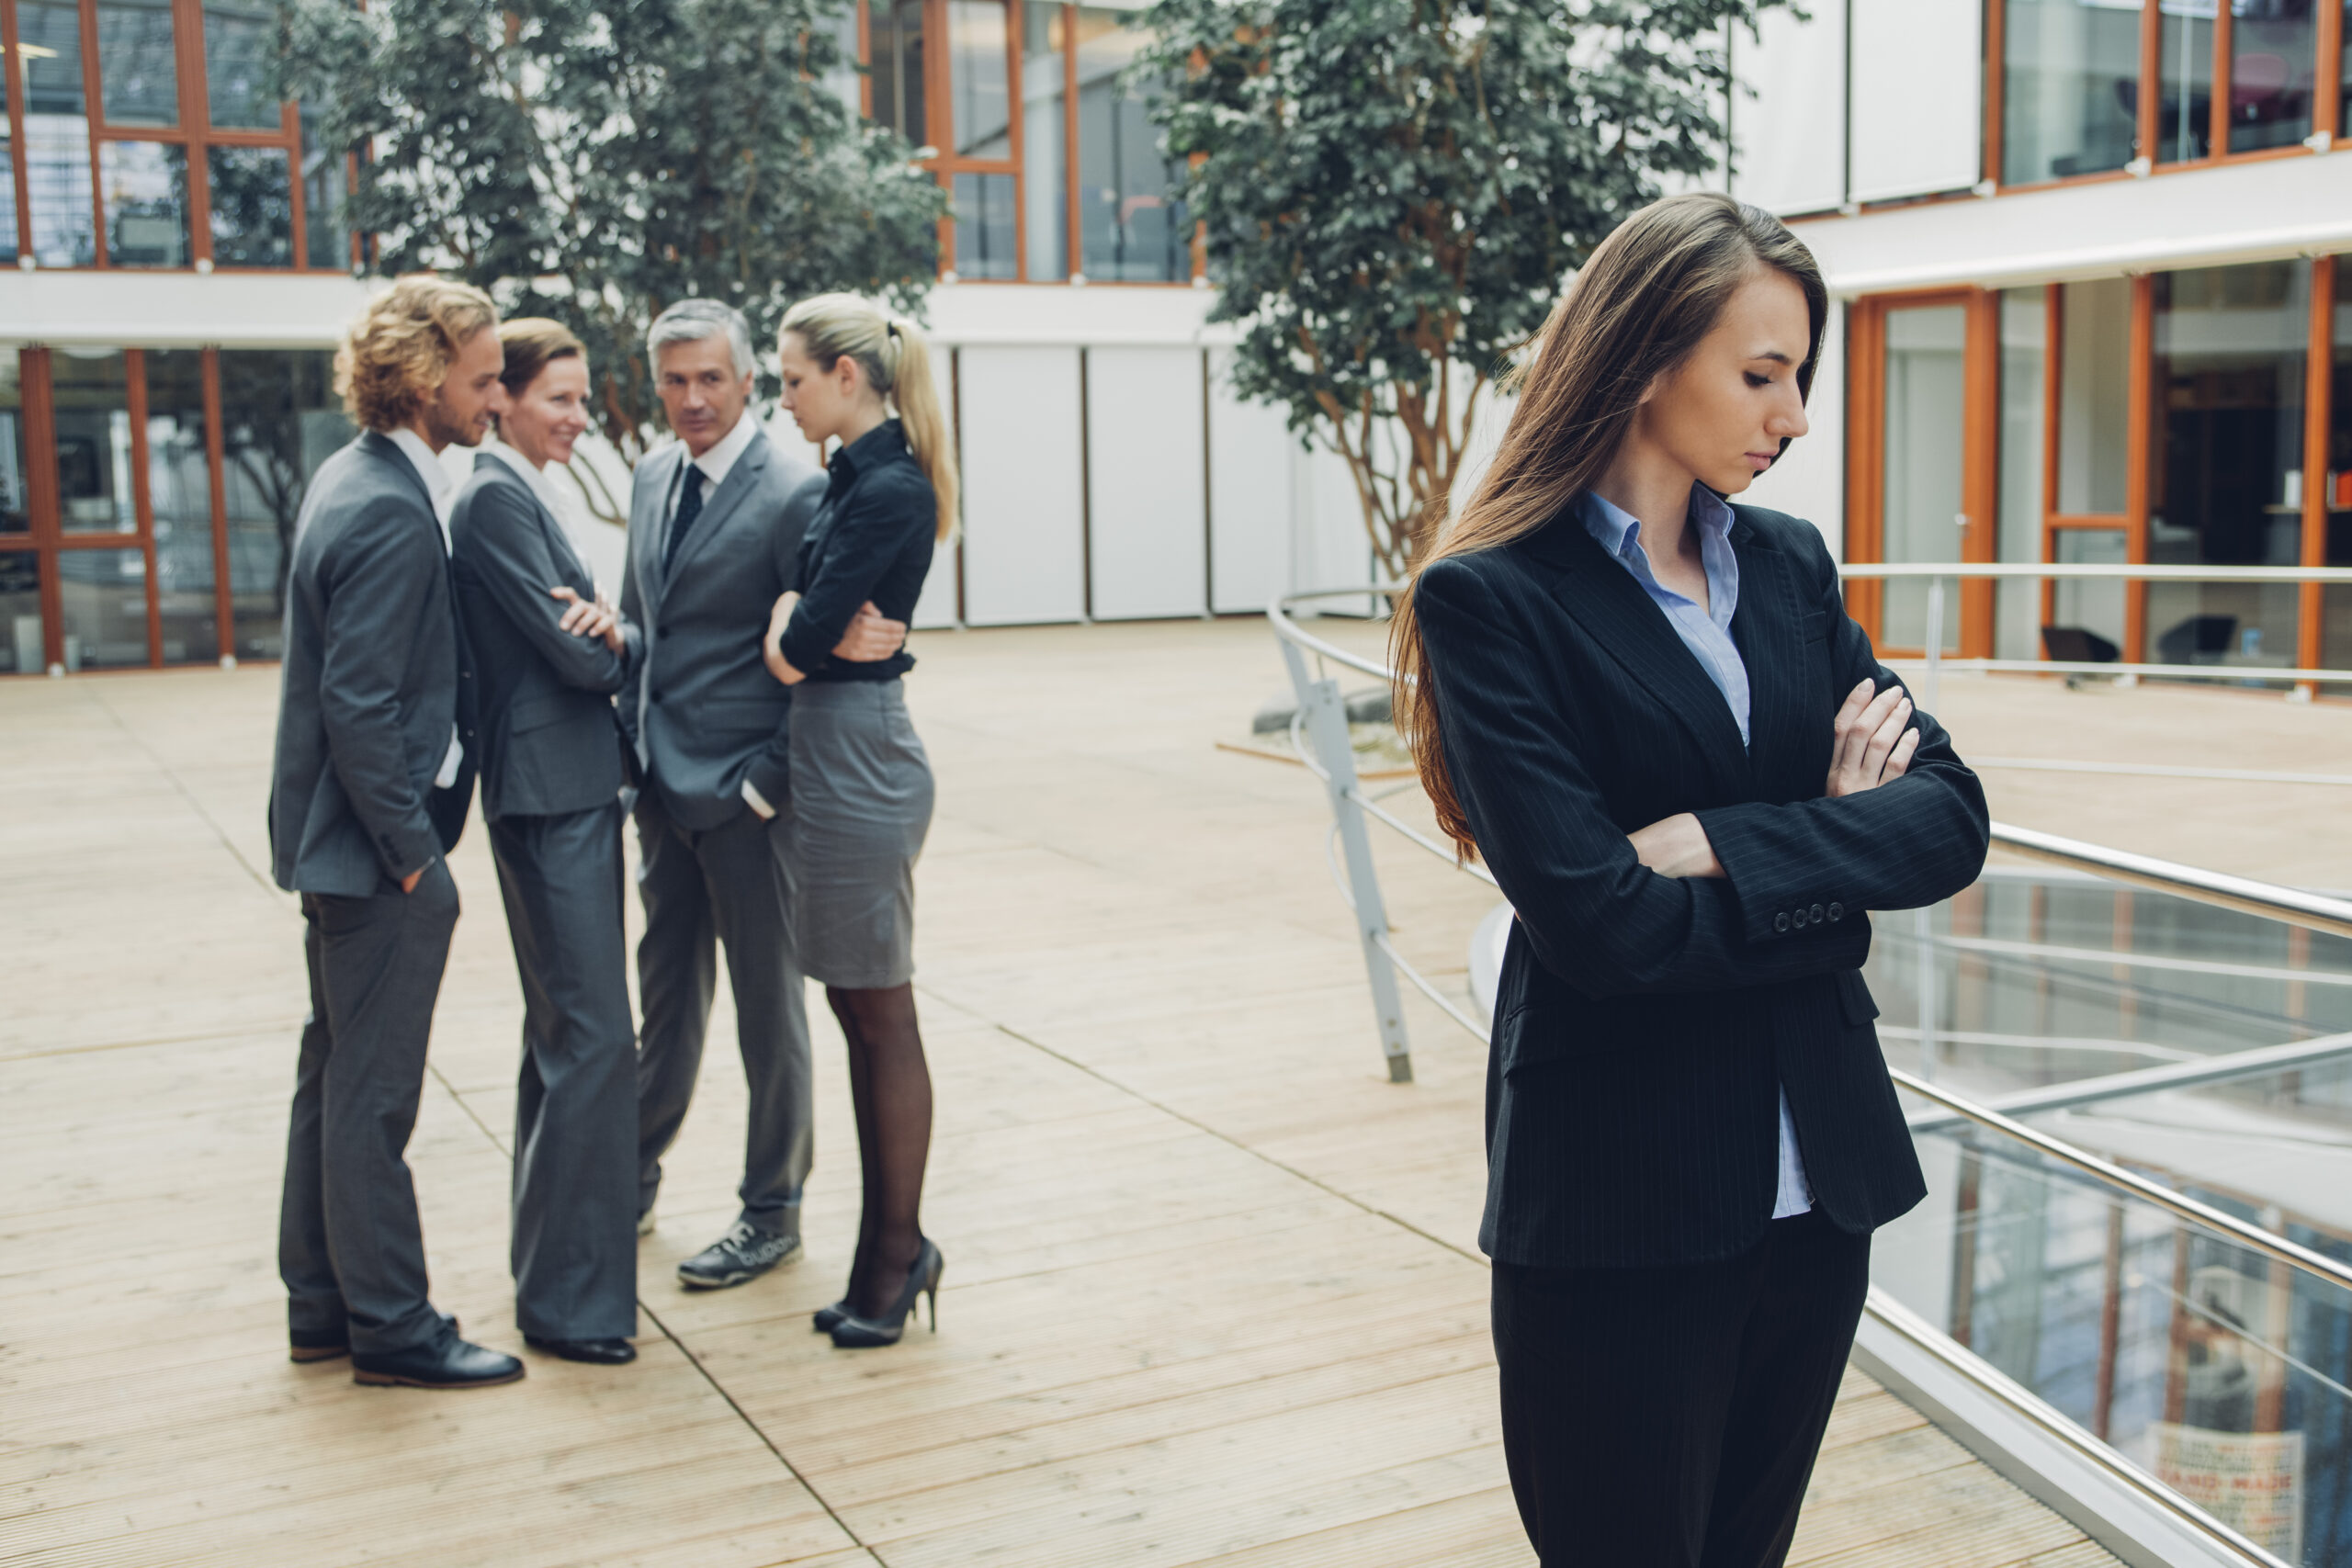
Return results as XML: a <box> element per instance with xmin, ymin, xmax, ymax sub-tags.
<box><xmin>762</xmin><ymin>293</ymin><xmax>956</xmax><ymax>1348</ymax></box>
<box><xmin>1395</xmin><ymin>193</ymin><xmax>1989</xmax><ymax>1566</ymax></box>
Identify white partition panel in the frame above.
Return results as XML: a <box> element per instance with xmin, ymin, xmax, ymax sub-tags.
<box><xmin>1730</xmin><ymin>5</ymin><xmax>1847</xmax><ymax>217</ymax></box>
<box><xmin>1086</xmin><ymin>346</ymin><xmax>1206</xmax><ymax>620</ymax></box>
<box><xmin>1296</xmin><ymin>446</ymin><xmax>1377</xmax><ymax>615</ymax></box>
<box><xmin>1849</xmin><ymin>0</ymin><xmax>1982</xmax><ymax>205</ymax></box>
<box><xmin>956</xmin><ymin>345</ymin><xmax>1086</xmax><ymax>626</ymax></box>
<box><xmin>911</xmin><ymin>343</ymin><xmax>960</xmax><ymax>627</ymax></box>
<box><xmin>1206</xmin><ymin>349</ymin><xmax>1294</xmax><ymax>614</ymax></box>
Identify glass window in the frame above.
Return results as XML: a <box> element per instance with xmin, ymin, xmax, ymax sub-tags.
<box><xmin>2059</xmin><ymin>277</ymin><xmax>2132</xmax><ymax>513</ymax></box>
<box><xmin>0</xmin><ymin>47</ymin><xmax>17</xmax><ymax>267</ymax></box>
<box><xmin>219</xmin><ymin>348</ymin><xmax>350</xmax><ymax>660</ymax></box>
<box><xmin>953</xmin><ymin>171</ymin><xmax>1017</xmax><ymax>279</ymax></box>
<box><xmin>202</xmin><ymin>0</ymin><xmax>280</xmax><ymax>130</ymax></box>
<box><xmin>96</xmin><ymin>0</ymin><xmax>179</xmax><ymax>128</ymax></box>
<box><xmin>50</xmin><ymin>350</ymin><xmax>136</xmax><ymax>536</ymax></box>
<box><xmin>2154</xmin><ymin>0</ymin><xmax>2214</xmax><ymax>164</ymax></box>
<box><xmin>1997</xmin><ymin>290</ymin><xmax>2048</xmax><ymax>662</ymax></box>
<box><xmin>2053</xmin><ymin>527</ymin><xmax>2131</xmax><ymax>652</ymax></box>
<box><xmin>949</xmin><ymin>0</ymin><xmax>1012</xmax><ymax>159</ymax></box>
<box><xmin>2148</xmin><ymin>260</ymin><xmax>2309</xmax><ymax>674</ymax></box>
<box><xmin>871</xmin><ymin>0</ymin><xmax>928</xmax><ymax>147</ymax></box>
<box><xmin>1880</xmin><ymin>304</ymin><xmax>1969</xmax><ymax>651</ymax></box>
<box><xmin>20</xmin><ymin>0</ymin><xmax>98</xmax><ymax>267</ymax></box>
<box><xmin>2342</xmin><ymin>0</ymin><xmax>2351</xmax><ymax>137</ymax></box>
<box><xmin>819</xmin><ymin>0</ymin><xmax>862</xmax><ymax>120</ymax></box>
<box><xmin>1022</xmin><ymin>0</ymin><xmax>1068</xmax><ymax>281</ymax></box>
<box><xmin>208</xmin><ymin>144</ymin><xmax>291</xmax><ymax>266</ymax></box>
<box><xmin>99</xmin><ymin>141</ymin><xmax>189</xmax><ymax>265</ymax></box>
<box><xmin>300</xmin><ymin>104</ymin><xmax>352</xmax><ymax>271</ymax></box>
<box><xmin>1</xmin><ymin>553</ymin><xmax>44</xmax><ymax>672</ymax></box>
<box><xmin>56</xmin><ymin>547</ymin><xmax>149</xmax><ymax>667</ymax></box>
<box><xmin>1074</xmin><ymin>6</ymin><xmax>1185</xmax><ymax>282</ymax></box>
<box><xmin>1</xmin><ymin>355</ymin><xmax>28</xmax><ymax>535</ymax></box>
<box><xmin>2002</xmin><ymin>0</ymin><xmax>2145</xmax><ymax>185</ymax></box>
<box><xmin>144</xmin><ymin>350</ymin><xmax>218</xmax><ymax>663</ymax></box>
<box><xmin>2226</xmin><ymin>0</ymin><xmax>2319</xmax><ymax>152</ymax></box>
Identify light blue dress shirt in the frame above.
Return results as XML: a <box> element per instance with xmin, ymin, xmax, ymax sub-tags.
<box><xmin>1577</xmin><ymin>486</ymin><xmax>1815</xmax><ymax>1221</ymax></box>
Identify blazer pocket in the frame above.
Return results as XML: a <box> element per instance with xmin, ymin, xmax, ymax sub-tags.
<box><xmin>1836</xmin><ymin>969</ymin><xmax>1881</xmax><ymax>1026</ymax></box>
<box><xmin>508</xmin><ymin>693</ymin><xmax>571</xmax><ymax>736</ymax></box>
<box><xmin>1800</xmin><ymin>607</ymin><xmax>1832</xmax><ymax>644</ymax></box>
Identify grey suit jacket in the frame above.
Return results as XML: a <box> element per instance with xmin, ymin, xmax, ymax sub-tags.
<box><xmin>450</xmin><ymin>455</ymin><xmax>637</xmax><ymax>821</ymax></box>
<box><xmin>617</xmin><ymin>426</ymin><xmax>827</xmax><ymax>831</ymax></box>
<box><xmin>268</xmin><ymin>430</ymin><xmax>477</xmax><ymax>897</ymax></box>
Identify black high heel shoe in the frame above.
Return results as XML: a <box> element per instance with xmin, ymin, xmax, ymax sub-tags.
<box><xmin>811</xmin><ymin>1300</ymin><xmax>848</xmax><ymax>1333</ymax></box>
<box><xmin>828</xmin><ymin>1239</ymin><xmax>943</xmax><ymax>1348</ymax></box>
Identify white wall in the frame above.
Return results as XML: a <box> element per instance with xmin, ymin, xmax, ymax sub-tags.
<box><xmin>1086</xmin><ymin>346</ymin><xmax>1206</xmax><ymax>619</ymax></box>
<box><xmin>956</xmin><ymin>345</ymin><xmax>1086</xmax><ymax>626</ymax></box>
<box><xmin>1206</xmin><ymin>349</ymin><xmax>1295</xmax><ymax>614</ymax></box>
<box><xmin>1849</xmin><ymin>0</ymin><xmax>1982</xmax><ymax>204</ymax></box>
<box><xmin>1729</xmin><ymin>4</ymin><xmax>1847</xmax><ymax>218</ymax></box>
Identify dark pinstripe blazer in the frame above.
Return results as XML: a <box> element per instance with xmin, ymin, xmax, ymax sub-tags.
<box><xmin>1415</xmin><ymin>501</ymin><xmax>1988</xmax><ymax>1269</ymax></box>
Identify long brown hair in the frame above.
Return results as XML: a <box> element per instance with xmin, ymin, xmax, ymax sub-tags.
<box><xmin>1390</xmin><ymin>192</ymin><xmax>1828</xmax><ymax>856</ymax></box>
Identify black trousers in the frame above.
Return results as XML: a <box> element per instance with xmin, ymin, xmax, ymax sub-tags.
<box><xmin>489</xmin><ymin>802</ymin><xmax>638</xmax><ymax>1341</ymax></box>
<box><xmin>633</xmin><ymin>788</ymin><xmax>811</xmax><ymax>1235</ymax></box>
<box><xmin>1490</xmin><ymin>1209</ymin><xmax>1871</xmax><ymax>1568</ymax></box>
<box><xmin>279</xmin><ymin>860</ymin><xmax>460</xmax><ymax>1356</ymax></box>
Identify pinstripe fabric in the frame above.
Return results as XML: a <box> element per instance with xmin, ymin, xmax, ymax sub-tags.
<box><xmin>1418</xmin><ymin>502</ymin><xmax>1988</xmax><ymax>1269</ymax></box>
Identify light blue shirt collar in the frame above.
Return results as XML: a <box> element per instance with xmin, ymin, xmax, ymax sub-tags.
<box><xmin>1575</xmin><ymin>485</ymin><xmax>1738</xmax><ymax>624</ymax></box>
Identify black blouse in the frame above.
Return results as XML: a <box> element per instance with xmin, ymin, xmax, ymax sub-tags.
<box><xmin>777</xmin><ymin>419</ymin><xmax>937</xmax><ymax>682</ymax></box>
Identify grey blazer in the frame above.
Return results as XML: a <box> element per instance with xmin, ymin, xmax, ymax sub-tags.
<box><xmin>268</xmin><ymin>431</ymin><xmax>477</xmax><ymax>897</ymax></box>
<box><xmin>617</xmin><ymin>426</ymin><xmax>827</xmax><ymax>830</ymax></box>
<box><xmin>449</xmin><ymin>455</ymin><xmax>636</xmax><ymax>821</ymax></box>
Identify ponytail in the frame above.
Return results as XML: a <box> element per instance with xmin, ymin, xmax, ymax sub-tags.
<box><xmin>780</xmin><ymin>294</ymin><xmax>961</xmax><ymax>542</ymax></box>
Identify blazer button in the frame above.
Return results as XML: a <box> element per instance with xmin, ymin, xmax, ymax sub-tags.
<box><xmin>1827</xmin><ymin>902</ymin><xmax>1844</xmax><ymax>921</ymax></box>
<box><xmin>659</xmin><ymin>625</ymin><xmax>672</xmax><ymax>638</ymax></box>
<box><xmin>1810</xmin><ymin>903</ymin><xmax>1826</xmax><ymax>925</ymax></box>
<box><xmin>1773</xmin><ymin>911</ymin><xmax>1791</xmax><ymax>933</ymax></box>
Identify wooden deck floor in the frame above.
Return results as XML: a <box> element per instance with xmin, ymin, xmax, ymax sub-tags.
<box><xmin>11</xmin><ymin>615</ymin><xmax>2315</xmax><ymax>1566</ymax></box>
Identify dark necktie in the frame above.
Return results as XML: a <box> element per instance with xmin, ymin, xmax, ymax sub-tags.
<box><xmin>663</xmin><ymin>464</ymin><xmax>707</xmax><ymax>574</ymax></box>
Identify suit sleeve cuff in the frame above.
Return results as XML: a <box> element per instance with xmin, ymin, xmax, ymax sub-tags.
<box><xmin>1694</xmin><ymin>803</ymin><xmax>1857</xmax><ymax>943</ymax></box>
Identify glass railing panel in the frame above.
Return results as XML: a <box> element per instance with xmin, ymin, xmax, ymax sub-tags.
<box><xmin>1865</xmin><ymin>870</ymin><xmax>2352</xmax><ymax>1102</ymax></box>
<box><xmin>1876</xmin><ymin>1122</ymin><xmax>2352</xmax><ymax>1565</ymax></box>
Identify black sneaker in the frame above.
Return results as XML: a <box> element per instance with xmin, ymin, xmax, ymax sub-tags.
<box><xmin>677</xmin><ymin>1221</ymin><xmax>802</xmax><ymax>1290</ymax></box>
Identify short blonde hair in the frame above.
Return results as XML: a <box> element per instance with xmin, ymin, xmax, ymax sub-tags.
<box><xmin>334</xmin><ymin>276</ymin><xmax>499</xmax><ymax>433</ymax></box>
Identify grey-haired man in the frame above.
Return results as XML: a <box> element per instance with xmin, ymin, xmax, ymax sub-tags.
<box><xmin>622</xmin><ymin>299</ymin><xmax>904</xmax><ymax>1287</ymax></box>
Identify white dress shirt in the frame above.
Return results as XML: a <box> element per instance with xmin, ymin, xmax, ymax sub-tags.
<box><xmin>480</xmin><ymin>437</ymin><xmax>576</xmax><ymax>531</ymax></box>
<box><xmin>385</xmin><ymin>427</ymin><xmax>465</xmax><ymax>792</ymax></box>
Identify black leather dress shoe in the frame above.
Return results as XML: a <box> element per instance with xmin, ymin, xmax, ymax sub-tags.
<box><xmin>525</xmin><ymin>1334</ymin><xmax>638</xmax><ymax>1365</ymax></box>
<box><xmin>288</xmin><ymin>1328</ymin><xmax>348</xmax><ymax>1363</ymax></box>
<box><xmin>352</xmin><ymin>1329</ymin><xmax>526</xmax><ymax>1389</ymax></box>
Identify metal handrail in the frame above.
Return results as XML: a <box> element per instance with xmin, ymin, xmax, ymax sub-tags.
<box><xmin>1840</xmin><ymin>561</ymin><xmax>2352</xmax><ymax>583</ymax></box>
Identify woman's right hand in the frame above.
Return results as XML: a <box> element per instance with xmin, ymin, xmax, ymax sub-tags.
<box><xmin>1826</xmin><ymin>678</ymin><xmax>1918</xmax><ymax>797</ymax></box>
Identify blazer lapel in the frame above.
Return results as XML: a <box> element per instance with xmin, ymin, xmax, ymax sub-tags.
<box><xmin>666</xmin><ymin>433</ymin><xmax>770</xmax><ymax>585</ymax></box>
<box><xmin>1728</xmin><ymin>517</ymin><xmax>1814</xmax><ymax>800</ymax></box>
<box><xmin>638</xmin><ymin>446</ymin><xmax>685</xmax><ymax>608</ymax></box>
<box><xmin>1519</xmin><ymin>511</ymin><xmax>1753</xmax><ymax>786</ymax></box>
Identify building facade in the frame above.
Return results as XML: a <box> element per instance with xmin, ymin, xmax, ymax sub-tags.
<box><xmin>3</xmin><ymin>0</ymin><xmax>2348</xmax><ymax>674</ymax></box>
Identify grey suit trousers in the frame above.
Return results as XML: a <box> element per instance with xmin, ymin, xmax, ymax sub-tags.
<box><xmin>490</xmin><ymin>802</ymin><xmax>639</xmax><ymax>1341</ymax></box>
<box><xmin>279</xmin><ymin>860</ymin><xmax>460</xmax><ymax>1356</ymax></box>
<box><xmin>634</xmin><ymin>789</ymin><xmax>811</xmax><ymax>1235</ymax></box>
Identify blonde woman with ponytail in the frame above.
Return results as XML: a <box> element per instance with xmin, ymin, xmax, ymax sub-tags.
<box><xmin>762</xmin><ymin>292</ymin><xmax>955</xmax><ymax>1348</ymax></box>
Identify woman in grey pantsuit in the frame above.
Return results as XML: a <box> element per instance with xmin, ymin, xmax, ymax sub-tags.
<box><xmin>761</xmin><ymin>293</ymin><xmax>958</xmax><ymax>1349</ymax></box>
<box><xmin>448</xmin><ymin>319</ymin><xmax>641</xmax><ymax>1367</ymax></box>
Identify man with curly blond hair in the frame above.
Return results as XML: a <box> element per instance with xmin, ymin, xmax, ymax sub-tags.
<box><xmin>266</xmin><ymin>275</ymin><xmax>525</xmax><ymax>1390</ymax></box>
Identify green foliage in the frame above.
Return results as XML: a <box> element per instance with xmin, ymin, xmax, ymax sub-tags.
<box><xmin>1138</xmin><ymin>0</ymin><xmax>1789</xmax><ymax>575</ymax></box>
<box><xmin>273</xmin><ymin>0</ymin><xmax>945</xmax><ymax>515</ymax></box>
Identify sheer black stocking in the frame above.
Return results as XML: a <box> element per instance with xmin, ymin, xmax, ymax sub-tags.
<box><xmin>829</xmin><ymin>982</ymin><xmax>932</xmax><ymax>1319</ymax></box>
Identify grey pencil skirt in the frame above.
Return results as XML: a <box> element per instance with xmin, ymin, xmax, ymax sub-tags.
<box><xmin>786</xmin><ymin>678</ymin><xmax>935</xmax><ymax>988</ymax></box>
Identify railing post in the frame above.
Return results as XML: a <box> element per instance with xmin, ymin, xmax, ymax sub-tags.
<box><xmin>1916</xmin><ymin>571</ymin><xmax>1944</xmax><ymax>1081</ymax></box>
<box><xmin>1922</xmin><ymin>571</ymin><xmax>1945</xmax><ymax>716</ymax></box>
<box><xmin>1280</xmin><ymin>637</ymin><xmax>1414</xmax><ymax>1083</ymax></box>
